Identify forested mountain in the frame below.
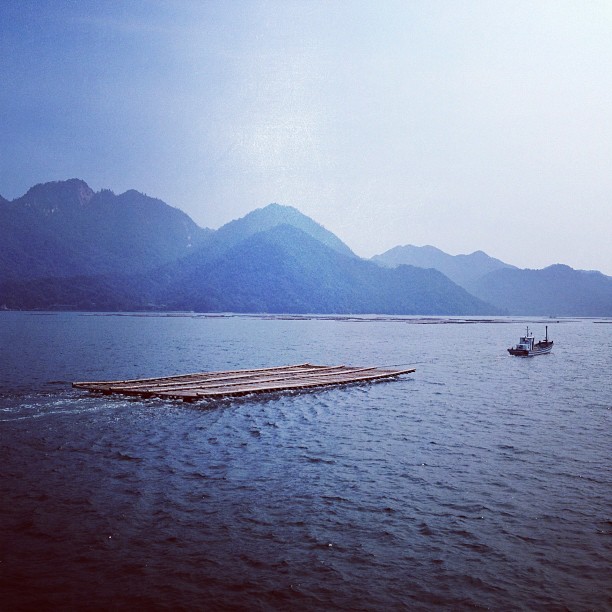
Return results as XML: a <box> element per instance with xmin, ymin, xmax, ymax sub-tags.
<box><xmin>0</xmin><ymin>179</ymin><xmax>209</xmax><ymax>282</ymax></box>
<box><xmin>156</xmin><ymin>224</ymin><xmax>494</xmax><ymax>314</ymax></box>
<box><xmin>467</xmin><ymin>264</ymin><xmax>612</xmax><ymax>317</ymax></box>
<box><xmin>212</xmin><ymin>203</ymin><xmax>355</xmax><ymax>258</ymax></box>
<box><xmin>373</xmin><ymin>243</ymin><xmax>612</xmax><ymax>316</ymax></box>
<box><xmin>1</xmin><ymin>179</ymin><xmax>610</xmax><ymax>315</ymax></box>
<box><xmin>372</xmin><ymin>244</ymin><xmax>515</xmax><ymax>286</ymax></box>
<box><xmin>0</xmin><ymin>180</ymin><xmax>497</xmax><ymax>314</ymax></box>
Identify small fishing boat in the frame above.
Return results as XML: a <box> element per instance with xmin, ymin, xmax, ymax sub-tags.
<box><xmin>508</xmin><ymin>326</ymin><xmax>553</xmax><ymax>357</ymax></box>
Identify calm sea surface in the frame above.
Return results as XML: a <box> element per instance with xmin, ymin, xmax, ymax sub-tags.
<box><xmin>0</xmin><ymin>312</ymin><xmax>610</xmax><ymax>611</ymax></box>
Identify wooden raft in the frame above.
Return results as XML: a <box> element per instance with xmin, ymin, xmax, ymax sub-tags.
<box><xmin>72</xmin><ymin>363</ymin><xmax>415</xmax><ymax>402</ymax></box>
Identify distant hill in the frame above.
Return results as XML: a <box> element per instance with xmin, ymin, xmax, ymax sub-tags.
<box><xmin>0</xmin><ymin>274</ymin><xmax>146</xmax><ymax>311</ymax></box>
<box><xmin>174</xmin><ymin>203</ymin><xmax>357</xmax><ymax>272</ymax></box>
<box><xmin>372</xmin><ymin>244</ymin><xmax>612</xmax><ymax>316</ymax></box>
<box><xmin>158</xmin><ymin>224</ymin><xmax>496</xmax><ymax>315</ymax></box>
<box><xmin>0</xmin><ymin>179</ymin><xmax>209</xmax><ymax>283</ymax></box>
<box><xmin>0</xmin><ymin>180</ymin><xmax>499</xmax><ymax>314</ymax></box>
<box><xmin>213</xmin><ymin>203</ymin><xmax>355</xmax><ymax>258</ymax></box>
<box><xmin>467</xmin><ymin>264</ymin><xmax>612</xmax><ymax>317</ymax></box>
<box><xmin>2</xmin><ymin>179</ymin><xmax>609</xmax><ymax>316</ymax></box>
<box><xmin>372</xmin><ymin>244</ymin><xmax>515</xmax><ymax>287</ymax></box>
<box><xmin>1</xmin><ymin>224</ymin><xmax>497</xmax><ymax>315</ymax></box>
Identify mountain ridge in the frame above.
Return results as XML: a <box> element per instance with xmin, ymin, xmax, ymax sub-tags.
<box><xmin>148</xmin><ymin>223</ymin><xmax>498</xmax><ymax>314</ymax></box>
<box><xmin>214</xmin><ymin>203</ymin><xmax>355</xmax><ymax>259</ymax></box>
<box><xmin>1</xmin><ymin>179</ymin><xmax>610</xmax><ymax>316</ymax></box>
<box><xmin>372</xmin><ymin>243</ymin><xmax>516</xmax><ymax>287</ymax></box>
<box><xmin>0</xmin><ymin>179</ymin><xmax>209</xmax><ymax>282</ymax></box>
<box><xmin>467</xmin><ymin>264</ymin><xmax>612</xmax><ymax>317</ymax></box>
<box><xmin>373</xmin><ymin>243</ymin><xmax>612</xmax><ymax>316</ymax></box>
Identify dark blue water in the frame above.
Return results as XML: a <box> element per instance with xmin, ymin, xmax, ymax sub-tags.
<box><xmin>1</xmin><ymin>312</ymin><xmax>610</xmax><ymax>610</ymax></box>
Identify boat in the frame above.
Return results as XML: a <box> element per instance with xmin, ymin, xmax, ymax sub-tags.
<box><xmin>508</xmin><ymin>326</ymin><xmax>553</xmax><ymax>356</ymax></box>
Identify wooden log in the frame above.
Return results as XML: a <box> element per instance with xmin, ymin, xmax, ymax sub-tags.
<box><xmin>94</xmin><ymin>364</ymin><xmax>352</xmax><ymax>392</ymax></box>
<box><xmin>104</xmin><ymin>365</ymin><xmax>378</xmax><ymax>394</ymax></box>
<box><xmin>73</xmin><ymin>364</ymin><xmax>415</xmax><ymax>402</ymax></box>
<box><xmin>72</xmin><ymin>362</ymin><xmax>317</xmax><ymax>389</ymax></box>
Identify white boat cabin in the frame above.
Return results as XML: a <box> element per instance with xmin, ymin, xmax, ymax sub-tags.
<box><xmin>516</xmin><ymin>329</ymin><xmax>535</xmax><ymax>351</ymax></box>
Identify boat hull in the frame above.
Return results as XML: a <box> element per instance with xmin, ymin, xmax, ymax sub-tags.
<box><xmin>508</xmin><ymin>342</ymin><xmax>553</xmax><ymax>357</ymax></box>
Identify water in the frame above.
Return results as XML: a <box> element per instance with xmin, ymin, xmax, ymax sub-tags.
<box><xmin>1</xmin><ymin>312</ymin><xmax>610</xmax><ymax>611</ymax></box>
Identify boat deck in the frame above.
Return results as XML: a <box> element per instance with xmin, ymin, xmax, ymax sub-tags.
<box><xmin>72</xmin><ymin>363</ymin><xmax>415</xmax><ymax>402</ymax></box>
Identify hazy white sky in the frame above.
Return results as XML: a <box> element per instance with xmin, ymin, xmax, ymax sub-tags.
<box><xmin>2</xmin><ymin>0</ymin><xmax>611</xmax><ymax>273</ymax></box>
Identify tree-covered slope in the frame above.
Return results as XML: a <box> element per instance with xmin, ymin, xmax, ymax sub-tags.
<box><xmin>467</xmin><ymin>264</ymin><xmax>612</xmax><ymax>316</ymax></box>
<box><xmin>159</xmin><ymin>224</ymin><xmax>499</xmax><ymax>315</ymax></box>
<box><xmin>372</xmin><ymin>244</ymin><xmax>515</xmax><ymax>287</ymax></box>
<box><xmin>0</xmin><ymin>179</ymin><xmax>209</xmax><ymax>282</ymax></box>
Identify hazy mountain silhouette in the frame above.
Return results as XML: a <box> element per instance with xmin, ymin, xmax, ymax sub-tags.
<box><xmin>373</xmin><ymin>244</ymin><xmax>515</xmax><ymax>287</ymax></box>
<box><xmin>467</xmin><ymin>264</ymin><xmax>612</xmax><ymax>317</ymax></box>
<box><xmin>1</xmin><ymin>179</ymin><xmax>609</xmax><ymax>315</ymax></box>
<box><xmin>213</xmin><ymin>203</ymin><xmax>355</xmax><ymax>258</ymax></box>
<box><xmin>0</xmin><ymin>179</ymin><xmax>209</xmax><ymax>283</ymax></box>
<box><xmin>174</xmin><ymin>203</ymin><xmax>357</xmax><ymax>272</ymax></box>
<box><xmin>372</xmin><ymin>244</ymin><xmax>612</xmax><ymax>316</ymax></box>
<box><xmin>157</xmin><ymin>224</ymin><xmax>494</xmax><ymax>314</ymax></box>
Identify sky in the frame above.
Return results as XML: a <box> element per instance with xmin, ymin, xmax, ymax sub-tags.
<box><xmin>1</xmin><ymin>0</ymin><xmax>611</xmax><ymax>274</ymax></box>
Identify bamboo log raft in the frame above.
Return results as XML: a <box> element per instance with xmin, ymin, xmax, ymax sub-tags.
<box><xmin>72</xmin><ymin>363</ymin><xmax>415</xmax><ymax>402</ymax></box>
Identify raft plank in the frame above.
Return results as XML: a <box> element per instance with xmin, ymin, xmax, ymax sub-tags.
<box><xmin>72</xmin><ymin>362</ymin><xmax>319</xmax><ymax>389</ymax></box>
<box><xmin>104</xmin><ymin>365</ymin><xmax>379</xmax><ymax>394</ymax></box>
<box><xmin>73</xmin><ymin>363</ymin><xmax>415</xmax><ymax>402</ymax></box>
<box><xmin>189</xmin><ymin>369</ymin><xmax>415</xmax><ymax>399</ymax></box>
<box><xmin>96</xmin><ymin>364</ymin><xmax>353</xmax><ymax>392</ymax></box>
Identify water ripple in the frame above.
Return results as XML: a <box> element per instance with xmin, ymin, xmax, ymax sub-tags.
<box><xmin>1</xmin><ymin>315</ymin><xmax>611</xmax><ymax>610</ymax></box>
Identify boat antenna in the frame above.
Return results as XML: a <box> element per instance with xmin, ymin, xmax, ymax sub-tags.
<box><xmin>545</xmin><ymin>325</ymin><xmax>548</xmax><ymax>341</ymax></box>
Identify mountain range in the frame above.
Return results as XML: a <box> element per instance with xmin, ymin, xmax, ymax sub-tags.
<box><xmin>0</xmin><ymin>179</ymin><xmax>209</xmax><ymax>283</ymax></box>
<box><xmin>373</xmin><ymin>244</ymin><xmax>612</xmax><ymax>317</ymax></box>
<box><xmin>1</xmin><ymin>179</ymin><xmax>611</xmax><ymax>316</ymax></box>
<box><xmin>372</xmin><ymin>244</ymin><xmax>516</xmax><ymax>287</ymax></box>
